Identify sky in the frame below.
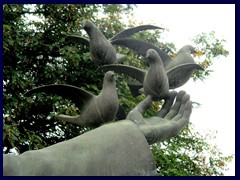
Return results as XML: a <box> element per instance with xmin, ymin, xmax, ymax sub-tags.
<box><xmin>133</xmin><ymin>4</ymin><xmax>235</xmax><ymax>175</ymax></box>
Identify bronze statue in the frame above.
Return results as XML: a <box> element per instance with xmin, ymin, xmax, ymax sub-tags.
<box><xmin>111</xmin><ymin>38</ymin><xmax>204</xmax><ymax>93</ymax></box>
<box><xmin>25</xmin><ymin>71</ymin><xmax>119</xmax><ymax>128</ymax></box>
<box><xmin>100</xmin><ymin>49</ymin><xmax>169</xmax><ymax>100</ymax></box>
<box><xmin>3</xmin><ymin>20</ymin><xmax>196</xmax><ymax>176</ymax></box>
<box><xmin>66</xmin><ymin>20</ymin><xmax>163</xmax><ymax>65</ymax></box>
<box><xmin>127</xmin><ymin>90</ymin><xmax>191</xmax><ymax>144</ymax></box>
<box><xmin>3</xmin><ymin>91</ymin><xmax>191</xmax><ymax>176</ymax></box>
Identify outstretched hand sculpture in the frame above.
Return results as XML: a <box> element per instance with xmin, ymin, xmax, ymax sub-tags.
<box><xmin>127</xmin><ymin>90</ymin><xmax>192</xmax><ymax>144</ymax></box>
<box><xmin>4</xmin><ymin>20</ymin><xmax>197</xmax><ymax>176</ymax></box>
<box><xmin>3</xmin><ymin>90</ymin><xmax>192</xmax><ymax>176</ymax></box>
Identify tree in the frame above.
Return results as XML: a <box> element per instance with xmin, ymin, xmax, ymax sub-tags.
<box><xmin>152</xmin><ymin>125</ymin><xmax>233</xmax><ymax>176</ymax></box>
<box><xmin>3</xmin><ymin>4</ymin><xmax>232</xmax><ymax>176</ymax></box>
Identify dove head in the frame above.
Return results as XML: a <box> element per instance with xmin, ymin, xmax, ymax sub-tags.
<box><xmin>83</xmin><ymin>20</ymin><xmax>95</xmax><ymax>32</ymax></box>
<box><xmin>104</xmin><ymin>71</ymin><xmax>116</xmax><ymax>83</ymax></box>
<box><xmin>146</xmin><ymin>49</ymin><xmax>162</xmax><ymax>65</ymax></box>
<box><xmin>178</xmin><ymin>45</ymin><xmax>197</xmax><ymax>54</ymax></box>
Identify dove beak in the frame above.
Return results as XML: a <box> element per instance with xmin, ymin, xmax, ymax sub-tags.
<box><xmin>145</xmin><ymin>53</ymin><xmax>149</xmax><ymax>59</ymax></box>
<box><xmin>193</xmin><ymin>50</ymin><xmax>204</xmax><ymax>57</ymax></box>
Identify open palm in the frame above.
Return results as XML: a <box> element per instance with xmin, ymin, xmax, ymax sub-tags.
<box><xmin>126</xmin><ymin>90</ymin><xmax>192</xmax><ymax>144</ymax></box>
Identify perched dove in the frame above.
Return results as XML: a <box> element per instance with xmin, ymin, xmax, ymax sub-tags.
<box><xmin>111</xmin><ymin>39</ymin><xmax>204</xmax><ymax>92</ymax></box>
<box><xmin>82</xmin><ymin>20</ymin><xmax>117</xmax><ymax>65</ymax></box>
<box><xmin>25</xmin><ymin>71</ymin><xmax>119</xmax><ymax>128</ymax></box>
<box><xmin>66</xmin><ymin>20</ymin><xmax>163</xmax><ymax>65</ymax></box>
<box><xmin>100</xmin><ymin>49</ymin><xmax>169</xmax><ymax>100</ymax></box>
<box><xmin>165</xmin><ymin>45</ymin><xmax>204</xmax><ymax>88</ymax></box>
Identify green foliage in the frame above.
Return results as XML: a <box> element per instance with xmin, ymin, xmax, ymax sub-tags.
<box><xmin>3</xmin><ymin>4</ymin><xmax>232</xmax><ymax>176</ymax></box>
<box><xmin>152</xmin><ymin>124</ymin><xmax>233</xmax><ymax>176</ymax></box>
<box><xmin>191</xmin><ymin>31</ymin><xmax>229</xmax><ymax>81</ymax></box>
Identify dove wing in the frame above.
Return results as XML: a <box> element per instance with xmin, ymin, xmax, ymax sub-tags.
<box><xmin>111</xmin><ymin>38</ymin><xmax>173</xmax><ymax>68</ymax></box>
<box><xmin>65</xmin><ymin>35</ymin><xmax>90</xmax><ymax>46</ymax></box>
<box><xmin>25</xmin><ymin>84</ymin><xmax>94</xmax><ymax>111</ymax></box>
<box><xmin>127</xmin><ymin>81</ymin><xmax>144</xmax><ymax>97</ymax></box>
<box><xmin>167</xmin><ymin>63</ymin><xmax>204</xmax><ymax>89</ymax></box>
<box><xmin>100</xmin><ymin>64</ymin><xmax>146</xmax><ymax>84</ymax></box>
<box><xmin>110</xmin><ymin>25</ymin><xmax>164</xmax><ymax>41</ymax></box>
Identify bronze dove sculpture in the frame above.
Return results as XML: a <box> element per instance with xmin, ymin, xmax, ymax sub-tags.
<box><xmin>165</xmin><ymin>45</ymin><xmax>205</xmax><ymax>89</ymax></box>
<box><xmin>111</xmin><ymin>38</ymin><xmax>204</xmax><ymax>79</ymax></box>
<box><xmin>100</xmin><ymin>49</ymin><xmax>169</xmax><ymax>100</ymax></box>
<box><xmin>82</xmin><ymin>20</ymin><xmax>116</xmax><ymax>65</ymax></box>
<box><xmin>66</xmin><ymin>20</ymin><xmax>163</xmax><ymax>65</ymax></box>
<box><xmin>100</xmin><ymin>45</ymin><xmax>204</xmax><ymax>98</ymax></box>
<box><xmin>110</xmin><ymin>39</ymin><xmax>204</xmax><ymax>95</ymax></box>
<box><xmin>25</xmin><ymin>71</ymin><xmax>119</xmax><ymax>128</ymax></box>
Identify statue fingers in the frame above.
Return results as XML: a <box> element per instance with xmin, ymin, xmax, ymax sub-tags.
<box><xmin>164</xmin><ymin>90</ymin><xmax>186</xmax><ymax>120</ymax></box>
<box><xmin>167</xmin><ymin>101</ymin><xmax>192</xmax><ymax>138</ymax></box>
<box><xmin>126</xmin><ymin>109</ymin><xmax>145</xmax><ymax>126</ymax></box>
<box><xmin>175</xmin><ymin>94</ymin><xmax>190</xmax><ymax>117</ymax></box>
<box><xmin>157</xmin><ymin>90</ymin><xmax>177</xmax><ymax>118</ymax></box>
<box><xmin>182</xmin><ymin>100</ymin><xmax>192</xmax><ymax>121</ymax></box>
<box><xmin>171</xmin><ymin>94</ymin><xmax>191</xmax><ymax>122</ymax></box>
<box><xmin>136</xmin><ymin>95</ymin><xmax>153</xmax><ymax>113</ymax></box>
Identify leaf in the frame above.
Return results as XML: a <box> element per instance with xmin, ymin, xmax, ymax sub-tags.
<box><xmin>193</xmin><ymin>50</ymin><xmax>204</xmax><ymax>57</ymax></box>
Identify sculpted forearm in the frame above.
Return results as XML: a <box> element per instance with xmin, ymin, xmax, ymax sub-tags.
<box><xmin>3</xmin><ymin>120</ymin><xmax>157</xmax><ymax>176</ymax></box>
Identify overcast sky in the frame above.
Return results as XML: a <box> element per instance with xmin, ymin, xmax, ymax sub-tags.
<box><xmin>133</xmin><ymin>4</ymin><xmax>235</xmax><ymax>175</ymax></box>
